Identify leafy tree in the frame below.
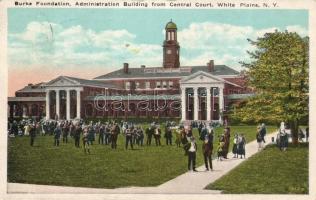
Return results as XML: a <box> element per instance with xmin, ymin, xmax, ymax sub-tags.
<box><xmin>232</xmin><ymin>31</ymin><xmax>309</xmax><ymax>144</ymax></box>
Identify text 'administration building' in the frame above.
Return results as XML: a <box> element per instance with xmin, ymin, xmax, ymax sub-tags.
<box><xmin>8</xmin><ymin>21</ymin><xmax>253</xmax><ymax>123</ymax></box>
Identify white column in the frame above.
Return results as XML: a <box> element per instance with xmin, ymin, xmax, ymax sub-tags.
<box><xmin>206</xmin><ymin>87</ymin><xmax>211</xmax><ymax>121</ymax></box>
<box><xmin>76</xmin><ymin>89</ymin><xmax>81</xmax><ymax>119</ymax></box>
<box><xmin>56</xmin><ymin>90</ymin><xmax>60</xmax><ymax>120</ymax></box>
<box><xmin>66</xmin><ymin>89</ymin><xmax>71</xmax><ymax>120</ymax></box>
<box><xmin>219</xmin><ymin>86</ymin><xmax>224</xmax><ymax>123</ymax></box>
<box><xmin>193</xmin><ymin>87</ymin><xmax>199</xmax><ymax>121</ymax></box>
<box><xmin>45</xmin><ymin>90</ymin><xmax>50</xmax><ymax>120</ymax></box>
<box><xmin>181</xmin><ymin>87</ymin><xmax>186</xmax><ymax>121</ymax></box>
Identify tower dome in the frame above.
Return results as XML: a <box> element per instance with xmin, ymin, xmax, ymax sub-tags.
<box><xmin>165</xmin><ymin>20</ymin><xmax>177</xmax><ymax>29</ymax></box>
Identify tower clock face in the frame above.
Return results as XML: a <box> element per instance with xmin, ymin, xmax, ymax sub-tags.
<box><xmin>167</xmin><ymin>50</ymin><xmax>172</xmax><ymax>54</ymax></box>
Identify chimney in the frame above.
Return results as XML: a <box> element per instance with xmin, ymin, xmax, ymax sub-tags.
<box><xmin>207</xmin><ymin>60</ymin><xmax>214</xmax><ymax>72</ymax></box>
<box><xmin>123</xmin><ymin>63</ymin><xmax>129</xmax><ymax>74</ymax></box>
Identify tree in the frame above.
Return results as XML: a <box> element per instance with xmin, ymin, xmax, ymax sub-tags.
<box><xmin>232</xmin><ymin>31</ymin><xmax>309</xmax><ymax>144</ymax></box>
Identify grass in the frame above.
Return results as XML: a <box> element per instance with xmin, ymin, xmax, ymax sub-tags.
<box><xmin>7</xmin><ymin>125</ymin><xmax>274</xmax><ymax>188</ymax></box>
<box><xmin>206</xmin><ymin>143</ymin><xmax>309</xmax><ymax>194</ymax></box>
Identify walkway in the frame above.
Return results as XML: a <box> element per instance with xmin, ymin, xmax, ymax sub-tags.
<box><xmin>8</xmin><ymin>132</ymin><xmax>277</xmax><ymax>194</ymax></box>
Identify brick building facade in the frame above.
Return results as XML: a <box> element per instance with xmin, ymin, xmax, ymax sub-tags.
<box><xmin>8</xmin><ymin>20</ymin><xmax>254</xmax><ymax>123</ymax></box>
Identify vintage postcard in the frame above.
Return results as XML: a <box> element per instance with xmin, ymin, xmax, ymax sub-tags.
<box><xmin>0</xmin><ymin>0</ymin><xmax>315</xmax><ymax>199</ymax></box>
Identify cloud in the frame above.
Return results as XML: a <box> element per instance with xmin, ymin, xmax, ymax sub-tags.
<box><xmin>286</xmin><ymin>25</ymin><xmax>308</xmax><ymax>36</ymax></box>
<box><xmin>176</xmin><ymin>22</ymin><xmax>307</xmax><ymax>71</ymax></box>
<box><xmin>8</xmin><ymin>21</ymin><xmax>308</xmax><ymax>74</ymax></box>
<box><xmin>8</xmin><ymin>21</ymin><xmax>164</xmax><ymax>70</ymax></box>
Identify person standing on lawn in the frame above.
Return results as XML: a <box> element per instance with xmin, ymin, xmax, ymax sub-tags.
<box><xmin>222</xmin><ymin>127</ymin><xmax>231</xmax><ymax>159</ymax></box>
<box><xmin>54</xmin><ymin>125</ymin><xmax>62</xmax><ymax>147</ymax></box>
<box><xmin>202</xmin><ymin>128</ymin><xmax>214</xmax><ymax>171</ymax></box>
<box><xmin>145</xmin><ymin>126</ymin><xmax>152</xmax><ymax>146</ymax></box>
<box><xmin>154</xmin><ymin>127</ymin><xmax>161</xmax><ymax>146</ymax></box>
<box><xmin>125</xmin><ymin>126</ymin><xmax>133</xmax><ymax>150</ymax></box>
<box><xmin>74</xmin><ymin>124</ymin><xmax>81</xmax><ymax>148</ymax></box>
<box><xmin>185</xmin><ymin>136</ymin><xmax>197</xmax><ymax>172</ymax></box>
<box><xmin>237</xmin><ymin>134</ymin><xmax>246</xmax><ymax>158</ymax></box>
<box><xmin>29</xmin><ymin>123</ymin><xmax>36</xmax><ymax>146</ymax></box>
<box><xmin>111</xmin><ymin>123</ymin><xmax>120</xmax><ymax>149</ymax></box>
<box><xmin>98</xmin><ymin>124</ymin><xmax>105</xmax><ymax>145</ymax></box>
<box><xmin>259</xmin><ymin>123</ymin><xmax>267</xmax><ymax>143</ymax></box>
<box><xmin>232</xmin><ymin>133</ymin><xmax>238</xmax><ymax>158</ymax></box>
<box><xmin>82</xmin><ymin>126</ymin><xmax>90</xmax><ymax>154</ymax></box>
<box><xmin>256</xmin><ymin>128</ymin><xmax>263</xmax><ymax>151</ymax></box>
<box><xmin>164</xmin><ymin>126</ymin><xmax>173</xmax><ymax>145</ymax></box>
<box><xmin>279</xmin><ymin>122</ymin><xmax>288</xmax><ymax>151</ymax></box>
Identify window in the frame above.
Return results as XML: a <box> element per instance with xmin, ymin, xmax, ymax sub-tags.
<box><xmin>212</xmin><ymin>88</ymin><xmax>219</xmax><ymax>96</ymax></box>
<box><xmin>171</xmin><ymin>32</ymin><xmax>174</xmax><ymax>40</ymax></box>
<box><xmin>167</xmin><ymin>49</ymin><xmax>172</xmax><ymax>54</ymax></box>
<box><xmin>169</xmin><ymin>81</ymin><xmax>173</xmax><ymax>89</ymax></box>
<box><xmin>125</xmin><ymin>81</ymin><xmax>130</xmax><ymax>90</ymax></box>
<box><xmin>145</xmin><ymin>81</ymin><xmax>150</xmax><ymax>89</ymax></box>
<box><xmin>156</xmin><ymin>81</ymin><xmax>161</xmax><ymax>88</ymax></box>
<box><xmin>163</xmin><ymin>81</ymin><xmax>167</xmax><ymax>89</ymax></box>
<box><xmin>135</xmin><ymin>82</ymin><xmax>140</xmax><ymax>89</ymax></box>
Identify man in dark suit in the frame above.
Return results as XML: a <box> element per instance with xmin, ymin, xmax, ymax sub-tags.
<box><xmin>29</xmin><ymin>124</ymin><xmax>36</xmax><ymax>146</ymax></box>
<box><xmin>202</xmin><ymin>128</ymin><xmax>214</xmax><ymax>171</ymax></box>
<box><xmin>54</xmin><ymin>125</ymin><xmax>62</xmax><ymax>146</ymax></box>
<box><xmin>74</xmin><ymin>125</ymin><xmax>81</xmax><ymax>148</ymax></box>
<box><xmin>125</xmin><ymin>126</ymin><xmax>133</xmax><ymax>149</ymax></box>
<box><xmin>165</xmin><ymin>126</ymin><xmax>172</xmax><ymax>145</ymax></box>
<box><xmin>146</xmin><ymin>127</ymin><xmax>153</xmax><ymax>146</ymax></box>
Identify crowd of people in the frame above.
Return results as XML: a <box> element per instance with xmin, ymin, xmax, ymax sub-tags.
<box><xmin>8</xmin><ymin>118</ymin><xmax>308</xmax><ymax>172</ymax></box>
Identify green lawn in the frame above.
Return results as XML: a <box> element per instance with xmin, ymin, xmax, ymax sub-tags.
<box><xmin>206</xmin><ymin>143</ymin><xmax>309</xmax><ymax>194</ymax></box>
<box><xmin>8</xmin><ymin>125</ymin><xmax>273</xmax><ymax>188</ymax></box>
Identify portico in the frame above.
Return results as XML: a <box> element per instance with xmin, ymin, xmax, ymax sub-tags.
<box><xmin>180</xmin><ymin>71</ymin><xmax>225</xmax><ymax>123</ymax></box>
<box><xmin>44</xmin><ymin>76</ymin><xmax>85</xmax><ymax>120</ymax></box>
<box><xmin>45</xmin><ymin>88</ymin><xmax>82</xmax><ymax>120</ymax></box>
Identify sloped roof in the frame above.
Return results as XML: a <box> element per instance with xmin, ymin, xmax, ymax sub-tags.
<box><xmin>45</xmin><ymin>76</ymin><xmax>120</xmax><ymax>89</ymax></box>
<box><xmin>63</xmin><ymin>76</ymin><xmax>120</xmax><ymax>88</ymax></box>
<box><xmin>94</xmin><ymin>65</ymin><xmax>239</xmax><ymax>80</ymax></box>
<box><xmin>16</xmin><ymin>82</ymin><xmax>46</xmax><ymax>93</ymax></box>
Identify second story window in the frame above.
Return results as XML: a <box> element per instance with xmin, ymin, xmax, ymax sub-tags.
<box><xmin>125</xmin><ymin>81</ymin><xmax>130</xmax><ymax>90</ymax></box>
<box><xmin>145</xmin><ymin>81</ymin><xmax>150</xmax><ymax>89</ymax></box>
<box><xmin>163</xmin><ymin>81</ymin><xmax>167</xmax><ymax>89</ymax></box>
<box><xmin>169</xmin><ymin>81</ymin><xmax>173</xmax><ymax>89</ymax></box>
<box><xmin>156</xmin><ymin>81</ymin><xmax>161</xmax><ymax>89</ymax></box>
<box><xmin>135</xmin><ymin>82</ymin><xmax>140</xmax><ymax>89</ymax></box>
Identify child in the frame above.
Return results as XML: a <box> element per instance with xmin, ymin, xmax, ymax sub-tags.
<box><xmin>232</xmin><ymin>134</ymin><xmax>238</xmax><ymax>158</ymax></box>
<box><xmin>237</xmin><ymin>134</ymin><xmax>246</xmax><ymax>158</ymax></box>
<box><xmin>217</xmin><ymin>141</ymin><xmax>224</xmax><ymax>161</ymax></box>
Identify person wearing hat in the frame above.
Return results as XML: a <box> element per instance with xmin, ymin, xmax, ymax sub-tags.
<box><xmin>185</xmin><ymin>136</ymin><xmax>197</xmax><ymax>172</ymax></box>
<box><xmin>54</xmin><ymin>125</ymin><xmax>62</xmax><ymax>147</ymax></box>
<box><xmin>74</xmin><ymin>124</ymin><xmax>82</xmax><ymax>148</ymax></box>
<box><xmin>125</xmin><ymin>126</ymin><xmax>133</xmax><ymax>150</ymax></box>
<box><xmin>164</xmin><ymin>126</ymin><xmax>173</xmax><ymax>146</ymax></box>
<box><xmin>154</xmin><ymin>127</ymin><xmax>161</xmax><ymax>146</ymax></box>
<box><xmin>29</xmin><ymin>123</ymin><xmax>36</xmax><ymax>146</ymax></box>
<box><xmin>259</xmin><ymin>123</ymin><xmax>267</xmax><ymax>143</ymax></box>
<box><xmin>202</xmin><ymin>128</ymin><xmax>214</xmax><ymax>171</ymax></box>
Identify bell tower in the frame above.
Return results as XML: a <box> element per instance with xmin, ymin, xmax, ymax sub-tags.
<box><xmin>163</xmin><ymin>20</ymin><xmax>180</xmax><ymax>68</ymax></box>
